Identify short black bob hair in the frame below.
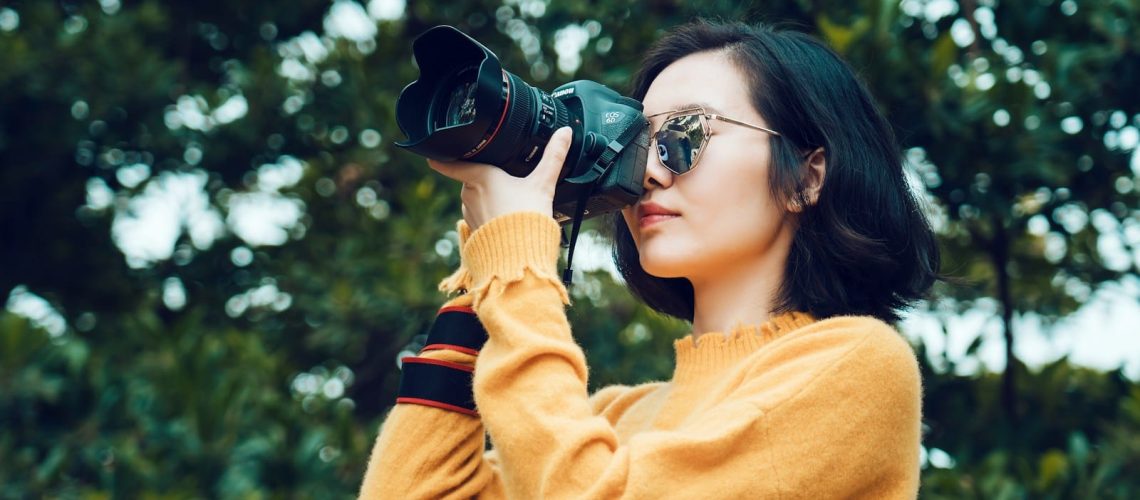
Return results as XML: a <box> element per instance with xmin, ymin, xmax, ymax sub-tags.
<box><xmin>611</xmin><ymin>19</ymin><xmax>941</xmax><ymax>324</ymax></box>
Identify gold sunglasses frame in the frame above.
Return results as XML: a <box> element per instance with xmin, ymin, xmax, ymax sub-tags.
<box><xmin>646</xmin><ymin>106</ymin><xmax>782</xmax><ymax>175</ymax></box>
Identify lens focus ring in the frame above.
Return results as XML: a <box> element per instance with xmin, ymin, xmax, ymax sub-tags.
<box><xmin>470</xmin><ymin>71</ymin><xmax>569</xmax><ymax>177</ymax></box>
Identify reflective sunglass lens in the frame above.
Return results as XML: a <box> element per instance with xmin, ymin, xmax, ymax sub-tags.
<box><xmin>655</xmin><ymin>130</ymin><xmax>690</xmax><ymax>174</ymax></box>
<box><xmin>654</xmin><ymin>114</ymin><xmax>705</xmax><ymax>175</ymax></box>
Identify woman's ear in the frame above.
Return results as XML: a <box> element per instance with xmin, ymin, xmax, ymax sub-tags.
<box><xmin>789</xmin><ymin>148</ymin><xmax>826</xmax><ymax>212</ymax></box>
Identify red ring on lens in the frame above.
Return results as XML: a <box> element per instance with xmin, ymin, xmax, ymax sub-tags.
<box><xmin>462</xmin><ymin>71</ymin><xmax>512</xmax><ymax>159</ymax></box>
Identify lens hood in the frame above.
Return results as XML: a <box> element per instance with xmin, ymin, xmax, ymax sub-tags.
<box><xmin>395</xmin><ymin>26</ymin><xmax>508</xmax><ymax>161</ymax></box>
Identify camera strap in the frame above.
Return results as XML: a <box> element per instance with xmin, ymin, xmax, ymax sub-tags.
<box><xmin>560</xmin><ymin>124</ymin><xmax>645</xmax><ymax>288</ymax></box>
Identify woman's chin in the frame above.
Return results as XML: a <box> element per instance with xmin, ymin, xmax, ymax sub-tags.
<box><xmin>638</xmin><ymin>254</ymin><xmax>694</xmax><ymax>279</ymax></box>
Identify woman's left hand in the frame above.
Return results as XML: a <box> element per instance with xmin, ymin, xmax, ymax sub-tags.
<box><xmin>428</xmin><ymin>127</ymin><xmax>573</xmax><ymax>231</ymax></box>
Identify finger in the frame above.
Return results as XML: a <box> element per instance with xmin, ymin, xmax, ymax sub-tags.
<box><xmin>427</xmin><ymin>158</ymin><xmax>491</xmax><ymax>184</ymax></box>
<box><xmin>529</xmin><ymin>127</ymin><xmax>573</xmax><ymax>188</ymax></box>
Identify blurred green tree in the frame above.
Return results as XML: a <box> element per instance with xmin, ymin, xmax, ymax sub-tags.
<box><xmin>1</xmin><ymin>0</ymin><xmax>1137</xmax><ymax>497</ymax></box>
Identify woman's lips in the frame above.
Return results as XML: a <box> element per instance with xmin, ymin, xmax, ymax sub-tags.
<box><xmin>637</xmin><ymin>202</ymin><xmax>680</xmax><ymax>230</ymax></box>
<box><xmin>639</xmin><ymin>213</ymin><xmax>679</xmax><ymax>229</ymax></box>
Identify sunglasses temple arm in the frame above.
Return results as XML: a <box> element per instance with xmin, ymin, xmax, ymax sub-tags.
<box><xmin>709</xmin><ymin>115</ymin><xmax>781</xmax><ymax>137</ymax></box>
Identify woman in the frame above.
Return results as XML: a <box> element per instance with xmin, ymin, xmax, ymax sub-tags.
<box><xmin>361</xmin><ymin>19</ymin><xmax>939</xmax><ymax>499</ymax></box>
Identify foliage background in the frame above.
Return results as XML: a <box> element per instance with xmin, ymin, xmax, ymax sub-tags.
<box><xmin>1</xmin><ymin>0</ymin><xmax>1138</xmax><ymax>497</ymax></box>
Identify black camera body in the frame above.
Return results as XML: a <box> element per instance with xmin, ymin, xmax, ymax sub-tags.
<box><xmin>394</xmin><ymin>25</ymin><xmax>649</xmax><ymax>223</ymax></box>
<box><xmin>545</xmin><ymin>80</ymin><xmax>650</xmax><ymax>221</ymax></box>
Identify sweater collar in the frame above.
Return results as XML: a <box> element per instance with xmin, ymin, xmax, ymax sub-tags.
<box><xmin>672</xmin><ymin>311</ymin><xmax>816</xmax><ymax>382</ymax></box>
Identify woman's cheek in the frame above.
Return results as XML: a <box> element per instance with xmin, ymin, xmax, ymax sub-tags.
<box><xmin>621</xmin><ymin>209</ymin><xmax>639</xmax><ymax>243</ymax></box>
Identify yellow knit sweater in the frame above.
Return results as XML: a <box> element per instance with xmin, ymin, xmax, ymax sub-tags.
<box><xmin>360</xmin><ymin>212</ymin><xmax>922</xmax><ymax>499</ymax></box>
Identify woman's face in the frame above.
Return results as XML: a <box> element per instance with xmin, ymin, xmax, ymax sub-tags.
<box><xmin>621</xmin><ymin>50</ymin><xmax>795</xmax><ymax>284</ymax></box>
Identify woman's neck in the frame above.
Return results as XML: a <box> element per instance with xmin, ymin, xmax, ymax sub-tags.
<box><xmin>689</xmin><ymin>274</ymin><xmax>778</xmax><ymax>339</ymax></box>
<box><xmin>688</xmin><ymin>240</ymin><xmax>791</xmax><ymax>339</ymax></box>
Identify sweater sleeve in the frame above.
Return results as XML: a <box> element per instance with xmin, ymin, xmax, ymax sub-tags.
<box><xmin>460</xmin><ymin>212</ymin><xmax>921</xmax><ymax>499</ymax></box>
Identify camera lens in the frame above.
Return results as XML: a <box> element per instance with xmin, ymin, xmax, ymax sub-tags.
<box><xmin>396</xmin><ymin>26</ymin><xmax>651</xmax><ymax>224</ymax></box>
<box><xmin>434</xmin><ymin>67</ymin><xmax>480</xmax><ymax>130</ymax></box>
<box><xmin>396</xmin><ymin>26</ymin><xmax>572</xmax><ymax>178</ymax></box>
<box><xmin>472</xmin><ymin>71</ymin><xmax>571</xmax><ymax>176</ymax></box>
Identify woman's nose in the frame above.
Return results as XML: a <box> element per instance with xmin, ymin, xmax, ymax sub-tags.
<box><xmin>642</xmin><ymin>145</ymin><xmax>675</xmax><ymax>191</ymax></box>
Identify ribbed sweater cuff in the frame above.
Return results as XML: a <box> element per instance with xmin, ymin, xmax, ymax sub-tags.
<box><xmin>462</xmin><ymin>211</ymin><xmax>560</xmax><ymax>282</ymax></box>
<box><xmin>463</xmin><ymin>211</ymin><xmax>564</xmax><ymax>293</ymax></box>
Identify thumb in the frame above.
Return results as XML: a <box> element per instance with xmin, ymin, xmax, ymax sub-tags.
<box><xmin>529</xmin><ymin>126</ymin><xmax>573</xmax><ymax>188</ymax></box>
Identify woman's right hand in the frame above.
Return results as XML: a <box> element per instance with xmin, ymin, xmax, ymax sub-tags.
<box><xmin>426</xmin><ymin>127</ymin><xmax>573</xmax><ymax>231</ymax></box>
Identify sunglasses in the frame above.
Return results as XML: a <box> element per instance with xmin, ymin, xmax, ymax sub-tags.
<box><xmin>646</xmin><ymin>106</ymin><xmax>782</xmax><ymax>175</ymax></box>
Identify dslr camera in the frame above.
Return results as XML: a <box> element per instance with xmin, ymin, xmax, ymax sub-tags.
<box><xmin>394</xmin><ymin>25</ymin><xmax>650</xmax><ymax>223</ymax></box>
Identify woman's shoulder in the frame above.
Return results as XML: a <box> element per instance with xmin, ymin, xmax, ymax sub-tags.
<box><xmin>811</xmin><ymin>315</ymin><xmax>920</xmax><ymax>380</ymax></box>
<box><xmin>740</xmin><ymin>314</ymin><xmax>921</xmax><ymax>407</ymax></box>
<box><xmin>780</xmin><ymin>314</ymin><xmax>916</xmax><ymax>361</ymax></box>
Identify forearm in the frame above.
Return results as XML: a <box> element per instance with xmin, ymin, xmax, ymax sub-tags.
<box><xmin>462</xmin><ymin>213</ymin><xmax>626</xmax><ymax>497</ymax></box>
<box><xmin>474</xmin><ymin>270</ymin><xmax>627</xmax><ymax>498</ymax></box>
